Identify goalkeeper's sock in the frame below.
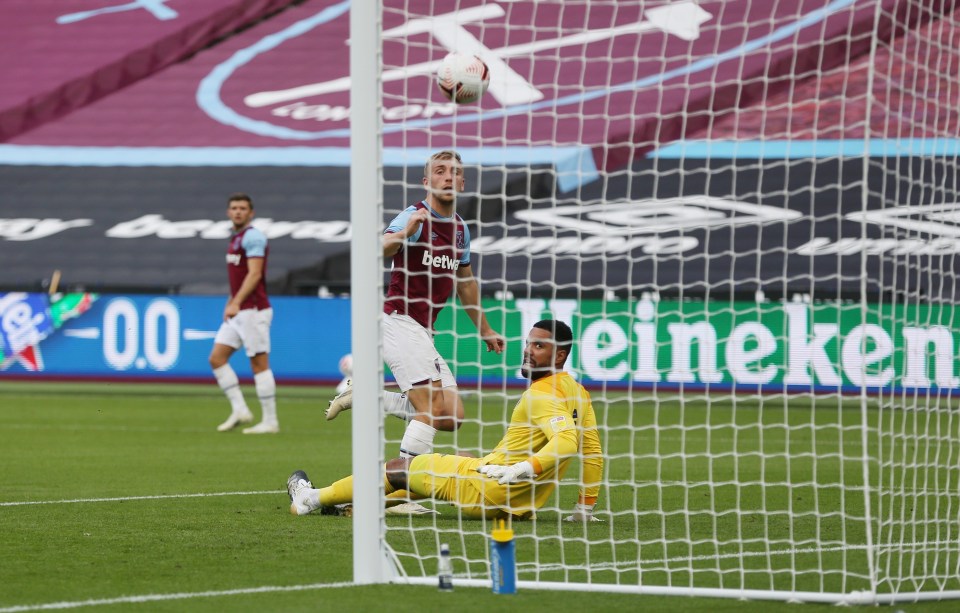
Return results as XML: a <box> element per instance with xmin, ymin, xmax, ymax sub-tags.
<box><xmin>385</xmin><ymin>490</ymin><xmax>426</xmax><ymax>503</ymax></box>
<box><xmin>318</xmin><ymin>475</ymin><xmax>419</xmax><ymax>506</ymax></box>
<box><xmin>254</xmin><ymin>369</ymin><xmax>278</xmax><ymax>425</ymax></box>
<box><xmin>318</xmin><ymin>475</ymin><xmax>353</xmax><ymax>506</ymax></box>
<box><xmin>213</xmin><ymin>364</ymin><xmax>250</xmax><ymax>415</ymax></box>
<box><xmin>399</xmin><ymin>420</ymin><xmax>436</xmax><ymax>458</ymax></box>
<box><xmin>384</xmin><ymin>391</ymin><xmax>415</xmax><ymax>421</ymax></box>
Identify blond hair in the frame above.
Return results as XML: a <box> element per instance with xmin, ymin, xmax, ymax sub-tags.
<box><xmin>424</xmin><ymin>150</ymin><xmax>462</xmax><ymax>177</ymax></box>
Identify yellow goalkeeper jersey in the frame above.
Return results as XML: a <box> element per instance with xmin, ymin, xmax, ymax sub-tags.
<box><xmin>482</xmin><ymin>371</ymin><xmax>604</xmax><ymax>513</ymax></box>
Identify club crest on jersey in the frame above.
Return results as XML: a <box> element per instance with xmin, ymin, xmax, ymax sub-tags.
<box><xmin>455</xmin><ymin>230</ymin><xmax>464</xmax><ymax>249</ymax></box>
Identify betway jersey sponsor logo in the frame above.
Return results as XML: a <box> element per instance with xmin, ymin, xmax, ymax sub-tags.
<box><xmin>226</xmin><ymin>253</ymin><xmax>242</xmax><ymax>265</ymax></box>
<box><xmin>422</xmin><ymin>251</ymin><xmax>461</xmax><ymax>271</ymax></box>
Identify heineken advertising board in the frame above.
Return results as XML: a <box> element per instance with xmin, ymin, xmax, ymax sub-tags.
<box><xmin>435</xmin><ymin>298</ymin><xmax>960</xmax><ymax>393</ymax></box>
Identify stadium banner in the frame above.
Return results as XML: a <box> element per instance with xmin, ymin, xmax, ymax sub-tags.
<box><xmin>0</xmin><ymin>294</ymin><xmax>349</xmax><ymax>382</ymax></box>
<box><xmin>6</xmin><ymin>292</ymin><xmax>958</xmax><ymax>393</ymax></box>
<box><xmin>439</xmin><ymin>297</ymin><xmax>960</xmax><ymax>393</ymax></box>
<box><xmin>6</xmin><ymin>158</ymin><xmax>960</xmax><ymax>300</ymax></box>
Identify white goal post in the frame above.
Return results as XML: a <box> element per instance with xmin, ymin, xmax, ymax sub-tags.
<box><xmin>351</xmin><ymin>0</ymin><xmax>960</xmax><ymax>603</ymax></box>
<box><xmin>349</xmin><ymin>0</ymin><xmax>391</xmax><ymax>585</ymax></box>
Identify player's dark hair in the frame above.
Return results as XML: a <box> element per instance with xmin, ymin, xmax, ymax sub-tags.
<box><xmin>228</xmin><ymin>192</ymin><xmax>254</xmax><ymax>209</ymax></box>
<box><xmin>424</xmin><ymin>150</ymin><xmax>462</xmax><ymax>177</ymax></box>
<box><xmin>532</xmin><ymin>319</ymin><xmax>574</xmax><ymax>365</ymax></box>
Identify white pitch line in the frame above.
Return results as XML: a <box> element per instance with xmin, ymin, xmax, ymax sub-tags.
<box><xmin>0</xmin><ymin>582</ymin><xmax>355</xmax><ymax>612</ymax></box>
<box><xmin>7</xmin><ymin>540</ymin><xmax>955</xmax><ymax>611</ymax></box>
<box><xmin>0</xmin><ymin>490</ymin><xmax>280</xmax><ymax>507</ymax></box>
<box><xmin>2</xmin><ymin>423</ymin><xmax>215</xmax><ymax>434</ymax></box>
<box><xmin>525</xmin><ymin>539</ymin><xmax>960</xmax><ymax>575</ymax></box>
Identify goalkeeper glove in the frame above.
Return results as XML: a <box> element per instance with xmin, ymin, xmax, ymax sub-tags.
<box><xmin>564</xmin><ymin>502</ymin><xmax>602</xmax><ymax>522</ymax></box>
<box><xmin>478</xmin><ymin>461</ymin><xmax>536</xmax><ymax>484</ymax></box>
<box><xmin>497</xmin><ymin>461</ymin><xmax>535</xmax><ymax>484</ymax></box>
<box><xmin>477</xmin><ymin>464</ymin><xmax>509</xmax><ymax>480</ymax></box>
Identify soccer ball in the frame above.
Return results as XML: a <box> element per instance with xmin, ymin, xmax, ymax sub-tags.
<box><xmin>436</xmin><ymin>52</ymin><xmax>490</xmax><ymax>104</ymax></box>
<box><xmin>338</xmin><ymin>353</ymin><xmax>353</xmax><ymax>378</ymax></box>
<box><xmin>336</xmin><ymin>353</ymin><xmax>352</xmax><ymax>394</ymax></box>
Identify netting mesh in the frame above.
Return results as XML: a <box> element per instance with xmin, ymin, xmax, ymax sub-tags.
<box><xmin>368</xmin><ymin>0</ymin><xmax>960</xmax><ymax>601</ymax></box>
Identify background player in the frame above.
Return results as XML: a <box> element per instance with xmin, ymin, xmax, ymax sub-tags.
<box><xmin>209</xmin><ymin>193</ymin><xmax>279</xmax><ymax>434</ymax></box>
<box><xmin>291</xmin><ymin>320</ymin><xmax>604</xmax><ymax>521</ymax></box>
<box><xmin>326</xmin><ymin>150</ymin><xmax>505</xmax><ymax>459</ymax></box>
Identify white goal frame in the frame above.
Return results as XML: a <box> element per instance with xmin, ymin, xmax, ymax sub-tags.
<box><xmin>350</xmin><ymin>0</ymin><xmax>392</xmax><ymax>585</ymax></box>
<box><xmin>349</xmin><ymin>0</ymin><xmax>960</xmax><ymax>604</ymax></box>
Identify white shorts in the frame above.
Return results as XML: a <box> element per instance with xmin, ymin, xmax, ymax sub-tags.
<box><xmin>214</xmin><ymin>308</ymin><xmax>273</xmax><ymax>357</ymax></box>
<box><xmin>382</xmin><ymin>312</ymin><xmax>456</xmax><ymax>392</ymax></box>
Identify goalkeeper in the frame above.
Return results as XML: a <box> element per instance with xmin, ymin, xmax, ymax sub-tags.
<box><xmin>288</xmin><ymin>319</ymin><xmax>604</xmax><ymax>521</ymax></box>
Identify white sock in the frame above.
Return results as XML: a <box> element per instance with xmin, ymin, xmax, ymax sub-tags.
<box><xmin>399</xmin><ymin>420</ymin><xmax>437</xmax><ymax>457</ymax></box>
<box><xmin>254</xmin><ymin>369</ymin><xmax>278</xmax><ymax>425</ymax></box>
<box><xmin>384</xmin><ymin>391</ymin><xmax>415</xmax><ymax>421</ymax></box>
<box><xmin>213</xmin><ymin>365</ymin><xmax>250</xmax><ymax>415</ymax></box>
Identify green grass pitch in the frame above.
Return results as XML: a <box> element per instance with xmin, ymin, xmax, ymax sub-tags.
<box><xmin>1</xmin><ymin>380</ymin><xmax>958</xmax><ymax>612</ymax></box>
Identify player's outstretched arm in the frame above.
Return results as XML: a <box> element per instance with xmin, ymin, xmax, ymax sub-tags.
<box><xmin>456</xmin><ymin>266</ymin><xmax>505</xmax><ymax>353</ymax></box>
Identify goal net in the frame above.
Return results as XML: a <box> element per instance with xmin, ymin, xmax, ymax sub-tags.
<box><xmin>351</xmin><ymin>0</ymin><xmax>960</xmax><ymax>603</ymax></box>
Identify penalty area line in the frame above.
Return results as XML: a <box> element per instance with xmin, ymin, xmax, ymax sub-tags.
<box><xmin>0</xmin><ymin>582</ymin><xmax>355</xmax><ymax>612</ymax></box>
<box><xmin>0</xmin><ymin>490</ymin><xmax>281</xmax><ymax>507</ymax></box>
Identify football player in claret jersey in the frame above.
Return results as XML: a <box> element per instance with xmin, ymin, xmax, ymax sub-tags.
<box><xmin>326</xmin><ymin>150</ymin><xmax>505</xmax><ymax>461</ymax></box>
<box><xmin>208</xmin><ymin>193</ymin><xmax>279</xmax><ymax>434</ymax></box>
<box><xmin>288</xmin><ymin>320</ymin><xmax>604</xmax><ymax>521</ymax></box>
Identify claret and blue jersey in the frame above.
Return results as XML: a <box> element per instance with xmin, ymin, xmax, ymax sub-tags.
<box><xmin>226</xmin><ymin>226</ymin><xmax>270</xmax><ymax>310</ymax></box>
<box><xmin>383</xmin><ymin>201</ymin><xmax>471</xmax><ymax>330</ymax></box>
